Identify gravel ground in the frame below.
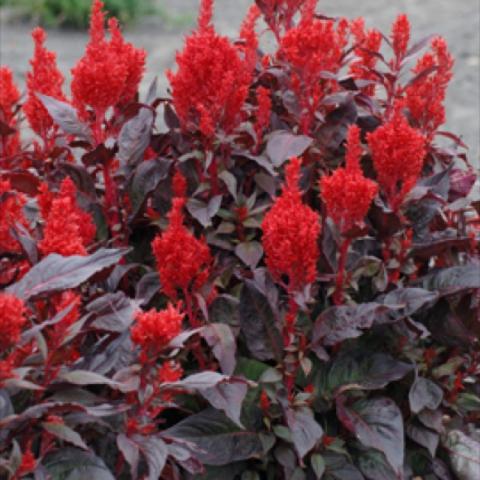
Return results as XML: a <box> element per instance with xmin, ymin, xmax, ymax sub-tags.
<box><xmin>0</xmin><ymin>0</ymin><xmax>478</xmax><ymax>164</ymax></box>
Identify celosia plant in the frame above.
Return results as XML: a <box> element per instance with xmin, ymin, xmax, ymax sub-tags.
<box><xmin>0</xmin><ymin>1</ymin><xmax>478</xmax><ymax>479</ymax></box>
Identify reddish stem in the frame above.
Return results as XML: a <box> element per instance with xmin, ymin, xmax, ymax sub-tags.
<box><xmin>333</xmin><ymin>238</ymin><xmax>352</xmax><ymax>305</ymax></box>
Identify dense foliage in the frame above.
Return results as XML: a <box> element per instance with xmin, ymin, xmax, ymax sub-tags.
<box><xmin>1</xmin><ymin>0</ymin><xmax>149</xmax><ymax>27</ymax></box>
<box><xmin>0</xmin><ymin>0</ymin><xmax>479</xmax><ymax>478</ymax></box>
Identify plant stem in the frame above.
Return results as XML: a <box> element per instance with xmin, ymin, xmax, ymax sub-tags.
<box><xmin>334</xmin><ymin>237</ymin><xmax>352</xmax><ymax>305</ymax></box>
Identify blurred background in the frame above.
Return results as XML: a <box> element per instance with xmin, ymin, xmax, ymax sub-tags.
<box><xmin>0</xmin><ymin>0</ymin><xmax>478</xmax><ymax>163</ymax></box>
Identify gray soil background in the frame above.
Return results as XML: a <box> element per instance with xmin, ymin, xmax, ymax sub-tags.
<box><xmin>1</xmin><ymin>0</ymin><xmax>479</xmax><ymax>165</ymax></box>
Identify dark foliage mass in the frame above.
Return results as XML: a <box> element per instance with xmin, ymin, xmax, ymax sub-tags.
<box><xmin>0</xmin><ymin>0</ymin><xmax>479</xmax><ymax>479</ymax></box>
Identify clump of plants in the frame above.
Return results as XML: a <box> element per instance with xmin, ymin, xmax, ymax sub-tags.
<box><xmin>1</xmin><ymin>0</ymin><xmax>150</xmax><ymax>27</ymax></box>
<box><xmin>0</xmin><ymin>0</ymin><xmax>479</xmax><ymax>478</ymax></box>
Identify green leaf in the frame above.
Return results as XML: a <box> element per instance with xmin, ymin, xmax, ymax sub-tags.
<box><xmin>311</xmin><ymin>454</ymin><xmax>326</xmax><ymax>479</ymax></box>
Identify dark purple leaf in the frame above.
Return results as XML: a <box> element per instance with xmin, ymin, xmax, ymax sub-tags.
<box><xmin>7</xmin><ymin>248</ymin><xmax>128</xmax><ymax>300</ymax></box>
<box><xmin>129</xmin><ymin>158</ymin><xmax>171</xmax><ymax>217</ymax></box>
<box><xmin>420</xmin><ymin>264</ymin><xmax>480</xmax><ymax>294</ymax></box>
<box><xmin>336</xmin><ymin>396</ymin><xmax>404</xmax><ymax>475</ymax></box>
<box><xmin>186</xmin><ymin>196</ymin><xmax>222</xmax><ymax>228</ymax></box>
<box><xmin>200</xmin><ymin>323</ymin><xmax>237</xmax><ymax>375</ymax></box>
<box><xmin>117</xmin><ymin>434</ymin><xmax>140</xmax><ymax>480</ymax></box>
<box><xmin>239</xmin><ymin>281</ymin><xmax>283</xmax><ymax>362</ymax></box>
<box><xmin>43</xmin><ymin>448</ymin><xmax>115</xmax><ymax>480</ymax></box>
<box><xmin>61</xmin><ymin>164</ymin><xmax>97</xmax><ymax>196</ymax></box>
<box><xmin>58</xmin><ymin>370</ymin><xmax>124</xmax><ymax>390</ymax></box>
<box><xmin>406</xmin><ymin>422</ymin><xmax>439</xmax><ymax>456</ymax></box>
<box><xmin>266</xmin><ymin>131</ymin><xmax>313</xmax><ymax>167</ymax></box>
<box><xmin>82</xmin><ymin>143</ymin><xmax>112</xmax><ymax>167</ymax></box>
<box><xmin>321</xmin><ymin>351</ymin><xmax>413</xmax><ymax>397</ymax></box>
<box><xmin>323</xmin><ymin>453</ymin><xmax>365</xmax><ymax>480</ymax></box>
<box><xmin>164</xmin><ymin>409</ymin><xmax>263</xmax><ymax>466</ymax></box>
<box><xmin>235</xmin><ymin>241</ymin><xmax>263</xmax><ymax>269</ymax></box>
<box><xmin>404</xmin><ymin>34</ymin><xmax>435</xmax><ymax>60</ymax></box>
<box><xmin>118</xmin><ymin>107</ymin><xmax>154</xmax><ymax>168</ymax></box>
<box><xmin>42</xmin><ymin>422</ymin><xmax>88</xmax><ymax>450</ymax></box>
<box><xmin>168</xmin><ymin>372</ymin><xmax>248</xmax><ymax>426</ymax></box>
<box><xmin>132</xmin><ymin>435</ymin><xmax>168</xmax><ymax>480</ymax></box>
<box><xmin>106</xmin><ymin>263</ymin><xmax>141</xmax><ymax>291</ymax></box>
<box><xmin>381</xmin><ymin>288</ymin><xmax>439</xmax><ymax>320</ymax></box>
<box><xmin>418</xmin><ymin>408</ymin><xmax>443</xmax><ymax>433</ymax></box>
<box><xmin>449</xmin><ymin>168</ymin><xmax>477</xmax><ymax>202</ymax></box>
<box><xmin>5</xmin><ymin>171</ymin><xmax>40</xmax><ymax>196</ymax></box>
<box><xmin>436</xmin><ymin>130</ymin><xmax>469</xmax><ymax>149</ymax></box>
<box><xmin>285</xmin><ymin>407</ymin><xmax>323</xmax><ymax>459</ymax></box>
<box><xmin>0</xmin><ymin>390</ymin><xmax>13</xmax><ymax>420</ymax></box>
<box><xmin>312</xmin><ymin>303</ymin><xmax>392</xmax><ymax>346</ymax></box>
<box><xmin>0</xmin><ymin>118</ymin><xmax>16</xmax><ymax>136</ymax></box>
<box><xmin>432</xmin><ymin>458</ymin><xmax>454</xmax><ymax>480</ymax></box>
<box><xmin>88</xmin><ymin>292</ymin><xmax>138</xmax><ymax>332</ymax></box>
<box><xmin>11</xmin><ymin>222</ymin><xmax>38</xmax><ymax>264</ymax></box>
<box><xmin>135</xmin><ymin>271</ymin><xmax>161</xmax><ymax>306</ymax></box>
<box><xmin>357</xmin><ymin>448</ymin><xmax>396</xmax><ymax>480</ymax></box>
<box><xmin>405</xmin><ymin>65</ymin><xmax>438</xmax><ymax>89</ymax></box>
<box><xmin>37</xmin><ymin>94</ymin><xmax>92</xmax><ymax>141</ymax></box>
<box><xmin>409</xmin><ymin>376</ymin><xmax>443</xmax><ymax>414</ymax></box>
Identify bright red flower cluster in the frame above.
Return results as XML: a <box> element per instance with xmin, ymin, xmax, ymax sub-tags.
<box><xmin>279</xmin><ymin>9</ymin><xmax>348</xmax><ymax>132</ymax></box>
<box><xmin>255</xmin><ymin>86</ymin><xmax>272</xmax><ymax>145</ymax></box>
<box><xmin>167</xmin><ymin>0</ymin><xmax>255</xmax><ymax>138</ymax></box>
<box><xmin>350</xmin><ymin>18</ymin><xmax>382</xmax><ymax>96</ymax></box>
<box><xmin>0</xmin><ymin>180</ymin><xmax>28</xmax><ymax>254</ymax></box>
<box><xmin>320</xmin><ymin>125</ymin><xmax>378</xmax><ymax>233</ymax></box>
<box><xmin>405</xmin><ymin>37</ymin><xmax>453</xmax><ymax>139</ymax></box>
<box><xmin>38</xmin><ymin>177</ymin><xmax>96</xmax><ymax>257</ymax></box>
<box><xmin>391</xmin><ymin>14</ymin><xmax>410</xmax><ymax>61</ymax></box>
<box><xmin>0</xmin><ymin>293</ymin><xmax>27</xmax><ymax>351</ymax></box>
<box><xmin>152</xmin><ymin>175</ymin><xmax>213</xmax><ymax>299</ymax></box>
<box><xmin>23</xmin><ymin>28</ymin><xmax>66</xmax><ymax>140</ymax></box>
<box><xmin>131</xmin><ymin>303</ymin><xmax>184</xmax><ymax>357</ymax></box>
<box><xmin>0</xmin><ymin>67</ymin><xmax>21</xmax><ymax>161</ymax></box>
<box><xmin>71</xmin><ymin>0</ymin><xmax>145</xmax><ymax>118</ymax></box>
<box><xmin>367</xmin><ymin>106</ymin><xmax>426</xmax><ymax>209</ymax></box>
<box><xmin>262</xmin><ymin>157</ymin><xmax>320</xmax><ymax>291</ymax></box>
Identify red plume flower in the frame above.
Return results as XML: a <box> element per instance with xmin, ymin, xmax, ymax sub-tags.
<box><xmin>0</xmin><ymin>180</ymin><xmax>29</xmax><ymax>254</ymax></box>
<box><xmin>255</xmin><ymin>86</ymin><xmax>272</xmax><ymax>145</ymax></box>
<box><xmin>23</xmin><ymin>28</ymin><xmax>66</xmax><ymax>139</ymax></box>
<box><xmin>279</xmin><ymin>11</ymin><xmax>348</xmax><ymax>132</ymax></box>
<box><xmin>0</xmin><ymin>293</ymin><xmax>27</xmax><ymax>351</ymax></box>
<box><xmin>391</xmin><ymin>14</ymin><xmax>410</xmax><ymax>60</ymax></box>
<box><xmin>0</xmin><ymin>67</ymin><xmax>21</xmax><ymax>161</ymax></box>
<box><xmin>167</xmin><ymin>0</ymin><xmax>256</xmax><ymax>139</ymax></box>
<box><xmin>367</xmin><ymin>106</ymin><xmax>426</xmax><ymax>209</ymax></box>
<box><xmin>71</xmin><ymin>0</ymin><xmax>145</xmax><ymax>119</ymax></box>
<box><xmin>405</xmin><ymin>37</ymin><xmax>453</xmax><ymax>139</ymax></box>
<box><xmin>38</xmin><ymin>177</ymin><xmax>96</xmax><ymax>256</ymax></box>
<box><xmin>131</xmin><ymin>303</ymin><xmax>184</xmax><ymax>357</ymax></box>
<box><xmin>350</xmin><ymin>18</ymin><xmax>382</xmax><ymax>96</ymax></box>
<box><xmin>320</xmin><ymin>125</ymin><xmax>378</xmax><ymax>233</ymax></box>
<box><xmin>151</xmin><ymin>193</ymin><xmax>213</xmax><ymax>299</ymax></box>
<box><xmin>108</xmin><ymin>17</ymin><xmax>146</xmax><ymax>106</ymax></box>
<box><xmin>262</xmin><ymin>157</ymin><xmax>320</xmax><ymax>291</ymax></box>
